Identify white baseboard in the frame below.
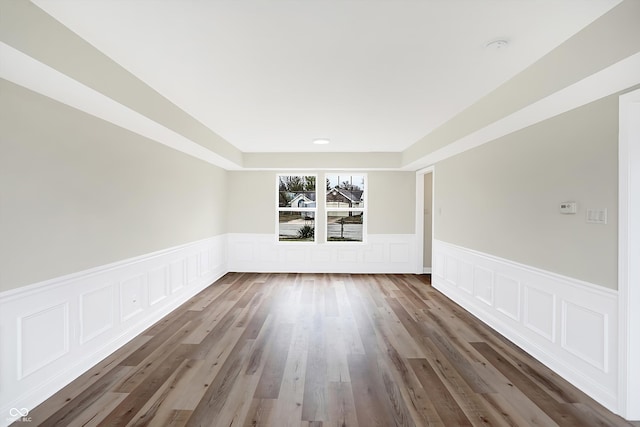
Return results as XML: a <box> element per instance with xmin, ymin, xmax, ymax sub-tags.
<box><xmin>227</xmin><ymin>233</ymin><xmax>416</xmax><ymax>273</ymax></box>
<box><xmin>432</xmin><ymin>239</ymin><xmax>619</xmax><ymax>413</ymax></box>
<box><xmin>423</xmin><ymin>267</ymin><xmax>432</xmax><ymax>274</ymax></box>
<box><xmin>0</xmin><ymin>235</ymin><xmax>227</xmax><ymax>426</ymax></box>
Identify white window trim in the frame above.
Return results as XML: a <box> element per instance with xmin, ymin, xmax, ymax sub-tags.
<box><xmin>275</xmin><ymin>173</ymin><xmax>318</xmax><ymax>244</ymax></box>
<box><xmin>324</xmin><ymin>173</ymin><xmax>367</xmax><ymax>244</ymax></box>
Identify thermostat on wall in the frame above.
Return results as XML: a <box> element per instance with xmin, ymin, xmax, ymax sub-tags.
<box><xmin>560</xmin><ymin>201</ymin><xmax>577</xmax><ymax>214</ymax></box>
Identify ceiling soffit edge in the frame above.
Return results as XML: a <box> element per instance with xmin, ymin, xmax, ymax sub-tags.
<box><xmin>2</xmin><ymin>1</ymin><xmax>638</xmax><ymax>172</ymax></box>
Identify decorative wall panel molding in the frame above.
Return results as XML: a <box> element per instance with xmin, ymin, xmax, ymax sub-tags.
<box><xmin>562</xmin><ymin>301</ymin><xmax>608</xmax><ymax>372</ymax></box>
<box><xmin>18</xmin><ymin>303</ymin><xmax>69</xmax><ymax>380</ymax></box>
<box><xmin>120</xmin><ymin>274</ymin><xmax>145</xmax><ymax>322</ymax></box>
<box><xmin>5</xmin><ymin>233</ymin><xmax>616</xmax><ymax>423</ymax></box>
<box><xmin>0</xmin><ymin>236</ymin><xmax>227</xmax><ymax>425</ymax></box>
<box><xmin>431</xmin><ymin>239</ymin><xmax>619</xmax><ymax>413</ymax></box>
<box><xmin>227</xmin><ymin>233</ymin><xmax>416</xmax><ymax>274</ymax></box>
<box><xmin>170</xmin><ymin>259</ymin><xmax>185</xmax><ymax>294</ymax></box>
<box><xmin>147</xmin><ymin>266</ymin><xmax>168</xmax><ymax>307</ymax></box>
<box><xmin>80</xmin><ymin>284</ymin><xmax>114</xmax><ymax>344</ymax></box>
<box><xmin>523</xmin><ymin>285</ymin><xmax>556</xmax><ymax>342</ymax></box>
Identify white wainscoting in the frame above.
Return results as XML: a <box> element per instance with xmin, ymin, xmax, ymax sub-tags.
<box><xmin>0</xmin><ymin>236</ymin><xmax>227</xmax><ymax>426</ymax></box>
<box><xmin>228</xmin><ymin>233</ymin><xmax>416</xmax><ymax>274</ymax></box>
<box><xmin>432</xmin><ymin>239</ymin><xmax>619</xmax><ymax>412</ymax></box>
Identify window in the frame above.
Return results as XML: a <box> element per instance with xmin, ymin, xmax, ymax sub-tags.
<box><xmin>277</xmin><ymin>175</ymin><xmax>317</xmax><ymax>242</ymax></box>
<box><xmin>325</xmin><ymin>174</ymin><xmax>366</xmax><ymax>242</ymax></box>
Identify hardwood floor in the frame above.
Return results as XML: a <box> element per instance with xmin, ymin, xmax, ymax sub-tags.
<box><xmin>22</xmin><ymin>273</ymin><xmax>634</xmax><ymax>426</ymax></box>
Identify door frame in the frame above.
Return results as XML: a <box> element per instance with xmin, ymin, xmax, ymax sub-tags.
<box><xmin>415</xmin><ymin>166</ymin><xmax>435</xmax><ymax>274</ymax></box>
<box><xmin>618</xmin><ymin>87</ymin><xmax>640</xmax><ymax>420</ymax></box>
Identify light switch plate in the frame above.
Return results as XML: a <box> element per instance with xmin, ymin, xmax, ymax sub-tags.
<box><xmin>586</xmin><ymin>208</ymin><xmax>607</xmax><ymax>224</ymax></box>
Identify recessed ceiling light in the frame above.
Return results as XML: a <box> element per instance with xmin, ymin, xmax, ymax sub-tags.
<box><xmin>312</xmin><ymin>138</ymin><xmax>330</xmax><ymax>145</ymax></box>
<box><xmin>486</xmin><ymin>39</ymin><xmax>509</xmax><ymax>51</ymax></box>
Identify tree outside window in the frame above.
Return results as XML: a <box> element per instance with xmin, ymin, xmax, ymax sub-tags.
<box><xmin>325</xmin><ymin>174</ymin><xmax>366</xmax><ymax>242</ymax></box>
<box><xmin>277</xmin><ymin>175</ymin><xmax>317</xmax><ymax>242</ymax></box>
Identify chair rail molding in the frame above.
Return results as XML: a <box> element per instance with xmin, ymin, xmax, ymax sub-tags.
<box><xmin>432</xmin><ymin>239</ymin><xmax>619</xmax><ymax>414</ymax></box>
<box><xmin>0</xmin><ymin>235</ymin><xmax>227</xmax><ymax>425</ymax></box>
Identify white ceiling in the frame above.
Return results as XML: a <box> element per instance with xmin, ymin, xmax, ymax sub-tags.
<box><xmin>32</xmin><ymin>0</ymin><xmax>621</xmax><ymax>153</ymax></box>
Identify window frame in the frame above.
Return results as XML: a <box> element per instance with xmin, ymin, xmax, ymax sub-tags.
<box><xmin>275</xmin><ymin>173</ymin><xmax>318</xmax><ymax>244</ymax></box>
<box><xmin>324</xmin><ymin>173</ymin><xmax>367</xmax><ymax>244</ymax></box>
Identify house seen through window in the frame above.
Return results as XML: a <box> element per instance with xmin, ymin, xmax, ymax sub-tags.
<box><xmin>326</xmin><ymin>174</ymin><xmax>365</xmax><ymax>242</ymax></box>
<box><xmin>277</xmin><ymin>175</ymin><xmax>317</xmax><ymax>242</ymax></box>
<box><xmin>277</xmin><ymin>174</ymin><xmax>366</xmax><ymax>243</ymax></box>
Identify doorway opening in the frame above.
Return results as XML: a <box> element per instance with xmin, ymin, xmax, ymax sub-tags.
<box><xmin>416</xmin><ymin>167</ymin><xmax>434</xmax><ymax>275</ymax></box>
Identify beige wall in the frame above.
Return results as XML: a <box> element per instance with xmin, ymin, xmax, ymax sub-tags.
<box><xmin>368</xmin><ymin>171</ymin><xmax>415</xmax><ymax>234</ymax></box>
<box><xmin>226</xmin><ymin>171</ymin><xmax>276</xmax><ymax>234</ymax></box>
<box><xmin>0</xmin><ymin>81</ymin><xmax>228</xmax><ymax>292</ymax></box>
<box><xmin>0</xmin><ymin>75</ymin><xmax>623</xmax><ymax>291</ymax></box>
<box><xmin>434</xmin><ymin>94</ymin><xmax>619</xmax><ymax>289</ymax></box>
<box><xmin>227</xmin><ymin>170</ymin><xmax>415</xmax><ymax>235</ymax></box>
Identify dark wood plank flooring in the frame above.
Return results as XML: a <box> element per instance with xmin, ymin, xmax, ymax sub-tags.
<box><xmin>22</xmin><ymin>273</ymin><xmax>635</xmax><ymax>426</ymax></box>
